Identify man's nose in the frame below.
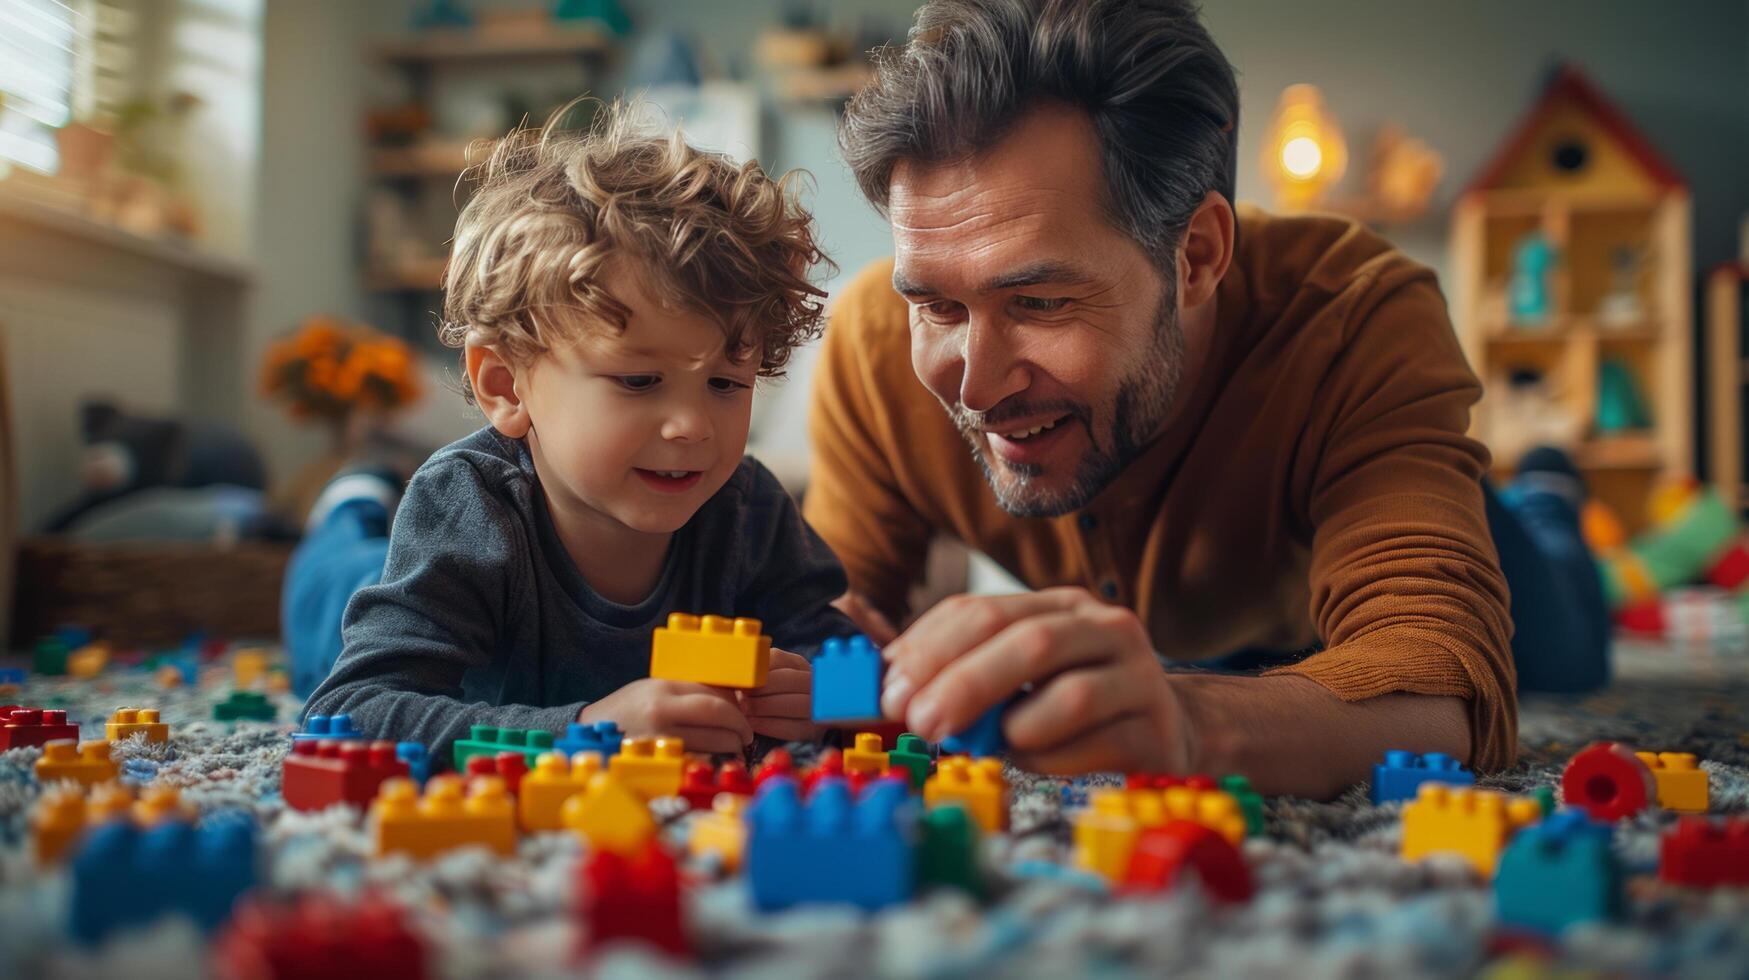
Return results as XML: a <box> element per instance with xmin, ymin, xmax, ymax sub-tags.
<box><xmin>958</xmin><ymin>316</ymin><xmax>1029</xmax><ymax>414</ymax></box>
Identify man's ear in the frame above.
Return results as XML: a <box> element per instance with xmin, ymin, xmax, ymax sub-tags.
<box><xmin>466</xmin><ymin>344</ymin><xmax>532</xmax><ymax>438</ymax></box>
<box><xmin>1178</xmin><ymin>190</ymin><xmax>1235</xmax><ymax>309</ymax></box>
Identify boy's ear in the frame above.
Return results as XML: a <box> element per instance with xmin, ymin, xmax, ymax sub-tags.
<box><xmin>466</xmin><ymin>345</ymin><xmax>532</xmax><ymax>439</ymax></box>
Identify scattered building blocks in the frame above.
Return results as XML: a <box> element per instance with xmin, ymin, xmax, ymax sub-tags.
<box><xmin>1659</xmin><ymin>816</ymin><xmax>1749</xmax><ymax>888</ymax></box>
<box><xmin>608</xmin><ymin>736</ymin><xmax>687</xmax><ymax>800</ymax></box>
<box><xmin>1123</xmin><ymin>820</ymin><xmax>1254</xmax><ymax>903</ymax></box>
<box><xmin>745</xmin><ymin>776</ymin><xmax>917</xmax><ymax>911</ymax></box>
<box><xmin>397</xmin><ymin>742</ymin><xmax>431</xmax><ymax>785</ymax></box>
<box><xmin>678</xmin><ymin>760</ymin><xmax>754</xmax><ymax>810</ymax></box>
<box><xmin>1219</xmin><ymin>774</ymin><xmax>1266</xmax><ymax>837</ymax></box>
<box><xmin>291</xmin><ymin>713</ymin><xmax>365</xmax><ymax>744</ymax></box>
<box><xmin>1371</xmin><ymin>750</ymin><xmax>1474</xmax><ymax>805</ymax></box>
<box><xmin>649</xmin><ymin>613</ymin><xmax>771</xmax><ymax>688</ymax></box>
<box><xmin>520</xmin><ymin>752</ymin><xmax>606</xmax><ymax>832</ymax></box>
<box><xmin>555</xmin><ymin>721</ymin><xmax>625</xmax><ymax>758</ymax></box>
<box><xmin>802</xmin><ymin>748</ymin><xmax>883</xmax><ymax>797</ymax></box>
<box><xmin>106</xmin><ymin>707</ymin><xmax>169</xmax><ymax>743</ymax></box>
<box><xmin>1401</xmin><ymin>784</ymin><xmax>1543</xmax><ymax>878</ymax></box>
<box><xmin>135</xmin><ymin>784</ymin><xmax>197</xmax><ymax>825</ymax></box>
<box><xmin>924</xmin><ymin>756</ymin><xmax>1008</xmax><ymax>832</ymax></box>
<box><xmin>284</xmin><ymin>740</ymin><xmax>411</xmax><ymax>813</ymax></box>
<box><xmin>67</xmin><ymin>642</ymin><xmax>110</xmax><ymax>678</ymax></box>
<box><xmin>887</xmin><ymin>734</ymin><xmax>935</xmax><ymax>791</ymax></box>
<box><xmin>33</xmin><ymin>637</ymin><xmax>70</xmax><ymax>675</ymax></box>
<box><xmin>35</xmin><ymin>740</ymin><xmax>119</xmax><ymax>786</ymax></box>
<box><xmin>0</xmin><ymin>666</ymin><xmax>23</xmax><ymax>696</ymax></box>
<box><xmin>1634</xmin><ymin>751</ymin><xmax>1709</xmax><ymax>813</ymax></box>
<box><xmin>452</xmin><ymin>725</ymin><xmax>556</xmax><ymax>770</ymax></box>
<box><xmin>812</xmin><ymin>634</ymin><xmax>882</xmax><ymax>723</ymax></box>
<box><xmin>561</xmin><ymin>772</ymin><xmax>657</xmax><ymax>855</ymax></box>
<box><xmin>372</xmin><ymin>775</ymin><xmax>516</xmax><ymax>860</ymax></box>
<box><xmin>941</xmin><ymin>699</ymin><xmax>1010</xmax><ymax>758</ymax></box>
<box><xmin>843</xmin><ymin>732</ymin><xmax>892</xmax><ymax>777</ymax></box>
<box><xmin>754</xmin><ymin>748</ymin><xmax>795</xmax><ymax>787</ymax></box>
<box><xmin>267</xmin><ymin>670</ymin><xmax>291</xmax><ymax>694</ymax></box>
<box><xmin>33</xmin><ymin>785</ymin><xmax>92</xmax><ymax>865</ymax></box>
<box><xmin>0</xmin><ymin>706</ymin><xmax>79</xmax><ymax>748</ymax></box>
<box><xmin>465</xmin><ymin>751</ymin><xmax>529</xmax><ymax>794</ymax></box>
<box><xmin>213</xmin><ymin>894</ymin><xmax>428</xmax><ymax>980</ymax></box>
<box><xmin>578</xmin><ymin>840</ymin><xmax>688</xmax><ymax>957</ymax></box>
<box><xmin>1133</xmin><ymin>781</ymin><xmax>1247</xmax><ymax>845</ymax></box>
<box><xmin>918</xmin><ymin>803</ymin><xmax>984</xmax><ymax>897</ymax></box>
<box><xmin>70</xmin><ymin>813</ymin><xmax>258</xmax><ymax>943</ymax></box>
<box><xmin>1495</xmin><ymin>810</ymin><xmax>1620</xmax><ymax>934</ymax></box>
<box><xmin>1073</xmin><ymin>783</ymin><xmax>1248</xmax><ymax>880</ymax></box>
<box><xmin>214</xmin><ymin>691</ymin><xmax>277</xmax><ymax>721</ymax></box>
<box><xmin>688</xmin><ymin>793</ymin><xmax>748</xmax><ymax>872</ymax></box>
<box><xmin>1562</xmin><ymin>742</ymin><xmax>1657</xmax><ymax>821</ymax></box>
<box><xmin>233</xmin><ymin>647</ymin><xmax>269</xmax><ymax>689</ymax></box>
<box><xmin>156</xmin><ymin>664</ymin><xmax>187</xmax><ymax>689</ymax></box>
<box><xmin>1074</xmin><ymin>791</ymin><xmax>1142</xmax><ymax>881</ymax></box>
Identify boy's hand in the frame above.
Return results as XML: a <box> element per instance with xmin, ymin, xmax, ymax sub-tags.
<box><xmin>739</xmin><ymin>648</ymin><xmax>818</xmax><ymax>742</ymax></box>
<box><xmin>577</xmin><ymin>678</ymin><xmax>753</xmax><ymax>754</ymax></box>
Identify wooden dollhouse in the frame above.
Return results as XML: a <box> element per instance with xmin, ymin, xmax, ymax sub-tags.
<box><xmin>1449</xmin><ymin>64</ymin><xmax>1691</xmax><ymax>532</ymax></box>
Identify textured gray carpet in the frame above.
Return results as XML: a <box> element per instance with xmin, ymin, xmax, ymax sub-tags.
<box><xmin>1</xmin><ymin>639</ymin><xmax>1747</xmax><ymax>978</ymax></box>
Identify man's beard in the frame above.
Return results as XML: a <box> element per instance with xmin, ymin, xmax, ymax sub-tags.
<box><xmin>948</xmin><ymin>282</ymin><xmax>1185</xmax><ymax>519</ymax></box>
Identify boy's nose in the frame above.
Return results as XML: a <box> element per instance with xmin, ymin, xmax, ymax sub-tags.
<box><xmin>661</xmin><ymin>404</ymin><xmax>713</xmax><ymax>443</ymax></box>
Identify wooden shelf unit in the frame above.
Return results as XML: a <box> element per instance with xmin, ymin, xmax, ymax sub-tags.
<box><xmin>1707</xmin><ymin>262</ymin><xmax>1749</xmax><ymax>512</ymax></box>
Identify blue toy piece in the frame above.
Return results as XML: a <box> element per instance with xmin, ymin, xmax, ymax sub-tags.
<box><xmin>812</xmin><ymin>635</ymin><xmax>883</xmax><ymax>723</ymax></box>
<box><xmin>0</xmin><ymin>667</ymin><xmax>24</xmax><ymax>686</ymax></box>
<box><xmin>940</xmin><ymin>699</ymin><xmax>1010</xmax><ymax>758</ymax></box>
<box><xmin>396</xmin><ymin>742</ymin><xmax>431</xmax><ymax>785</ymax></box>
<box><xmin>1509</xmin><ymin>232</ymin><xmax>1556</xmax><ymax>328</ymax></box>
<box><xmin>70</xmin><ymin>813</ymin><xmax>257</xmax><ymax>943</ymax></box>
<box><xmin>290</xmin><ymin>713</ymin><xmax>365</xmax><ymax>744</ymax></box>
<box><xmin>745</xmin><ymin>776</ymin><xmax>917</xmax><ymax>911</ymax></box>
<box><xmin>1370</xmin><ymin>750</ymin><xmax>1475</xmax><ymax>805</ymax></box>
<box><xmin>554</xmin><ymin>720</ymin><xmax>625</xmax><ymax>758</ymax></box>
<box><xmin>1495</xmin><ymin>810</ymin><xmax>1620</xmax><ymax>935</ymax></box>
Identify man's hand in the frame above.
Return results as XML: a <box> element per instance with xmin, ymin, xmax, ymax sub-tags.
<box><xmin>738</xmin><ymin>648</ymin><xmax>819</xmax><ymax>742</ymax></box>
<box><xmin>879</xmin><ymin>587</ymin><xmax>1195</xmax><ymax>774</ymax></box>
<box><xmin>578</xmin><ymin>678</ymin><xmax>753</xmax><ymax>754</ymax></box>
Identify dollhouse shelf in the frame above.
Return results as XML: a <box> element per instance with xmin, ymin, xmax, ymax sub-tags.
<box><xmin>1707</xmin><ymin>262</ymin><xmax>1749</xmax><ymax>511</ymax></box>
<box><xmin>372</xmin><ymin>29</ymin><xmax>611</xmax><ymax>65</ymax></box>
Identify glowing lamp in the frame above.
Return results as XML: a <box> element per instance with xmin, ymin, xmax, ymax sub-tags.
<box><xmin>1262</xmin><ymin>84</ymin><xmax>1347</xmax><ymax>212</ymax></box>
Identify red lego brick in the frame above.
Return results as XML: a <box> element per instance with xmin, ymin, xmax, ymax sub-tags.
<box><xmin>283</xmin><ymin>740</ymin><xmax>410</xmax><ymax>813</ymax></box>
<box><xmin>465</xmin><ymin>751</ymin><xmax>529</xmax><ymax>795</ymax></box>
<box><xmin>1706</xmin><ymin>539</ymin><xmax>1749</xmax><ymax>590</ymax></box>
<box><xmin>1125</xmin><ymin>773</ymin><xmax>1218</xmax><ymax>792</ymax></box>
<box><xmin>1659</xmin><ymin>816</ymin><xmax>1749</xmax><ymax>888</ymax></box>
<box><xmin>1561</xmin><ymin>742</ymin><xmax>1657</xmax><ymax>821</ymax></box>
<box><xmin>213</xmin><ymin>893</ymin><xmax>427</xmax><ymax>980</ymax></box>
<box><xmin>577</xmin><ymin>841</ymin><xmax>688</xmax><ymax>958</ymax></box>
<box><xmin>678</xmin><ymin>760</ymin><xmax>754</xmax><ymax>810</ymax></box>
<box><xmin>754</xmin><ymin>748</ymin><xmax>794</xmax><ymax>787</ymax></box>
<box><xmin>0</xmin><ymin>706</ymin><xmax>79</xmax><ymax>749</ymax></box>
<box><xmin>1123</xmin><ymin>819</ymin><xmax>1254</xmax><ymax>904</ymax></box>
<box><xmin>802</xmin><ymin>749</ymin><xmax>883</xmax><ymax>797</ymax></box>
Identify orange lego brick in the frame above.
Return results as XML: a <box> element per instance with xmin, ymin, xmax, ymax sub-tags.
<box><xmin>1635</xmin><ymin>751</ymin><xmax>1709</xmax><ymax>813</ymax></box>
<box><xmin>234</xmin><ymin>648</ymin><xmax>269</xmax><ymax>689</ymax></box>
<box><xmin>519</xmin><ymin>752</ymin><xmax>605</xmax><ymax>832</ymax></box>
<box><xmin>372</xmin><ymin>775</ymin><xmax>517</xmax><ymax>860</ymax></box>
<box><xmin>106</xmin><ymin>707</ymin><xmax>169</xmax><ymax>744</ymax></box>
<box><xmin>924</xmin><ymin>756</ymin><xmax>1008</xmax><ymax>832</ymax></box>
<box><xmin>134</xmin><ymin>784</ymin><xmax>196</xmax><ymax>826</ymax></box>
<box><xmin>608</xmin><ymin>736</ymin><xmax>687</xmax><ymax>800</ymax></box>
<box><xmin>1116</xmin><ymin>780</ymin><xmax>1246</xmax><ymax>845</ymax></box>
<box><xmin>688</xmin><ymin>792</ymin><xmax>748</xmax><ymax>872</ymax></box>
<box><xmin>843</xmin><ymin>732</ymin><xmax>892</xmax><ymax>777</ymax></box>
<box><xmin>649</xmin><ymin>613</ymin><xmax>772</xmax><ymax>689</ymax></box>
<box><xmin>35</xmin><ymin>740</ymin><xmax>120</xmax><ymax>787</ymax></box>
<box><xmin>32</xmin><ymin>785</ymin><xmax>88</xmax><ymax>865</ymax></box>
<box><xmin>1401</xmin><ymin>784</ymin><xmax>1542</xmax><ymax>878</ymax></box>
<box><xmin>67</xmin><ymin>643</ymin><xmax>110</xmax><ymax>678</ymax></box>
<box><xmin>1073</xmin><ymin>789</ymin><xmax>1141</xmax><ymax>881</ymax></box>
<box><xmin>561</xmin><ymin>772</ymin><xmax>656</xmax><ymax>856</ymax></box>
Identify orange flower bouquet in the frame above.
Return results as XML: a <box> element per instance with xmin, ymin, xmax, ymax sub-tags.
<box><xmin>260</xmin><ymin>316</ymin><xmax>421</xmax><ymax>436</ymax></box>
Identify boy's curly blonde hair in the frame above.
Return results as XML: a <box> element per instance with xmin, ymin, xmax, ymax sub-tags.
<box><xmin>441</xmin><ymin>100</ymin><xmax>832</xmax><ymax>401</ymax></box>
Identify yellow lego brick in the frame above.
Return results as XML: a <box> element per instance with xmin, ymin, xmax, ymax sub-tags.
<box><xmin>234</xmin><ymin>648</ymin><xmax>269</xmax><ymax>689</ymax></box>
<box><xmin>373</xmin><ymin>775</ymin><xmax>517</xmax><ymax>860</ymax></box>
<box><xmin>924</xmin><ymin>756</ymin><xmax>1008</xmax><ymax>832</ymax></box>
<box><xmin>134</xmin><ymin>784</ymin><xmax>196</xmax><ymax>826</ymax></box>
<box><xmin>35</xmin><ymin>740</ymin><xmax>119</xmax><ymax>787</ymax></box>
<box><xmin>106</xmin><ymin>707</ymin><xmax>169</xmax><ymax>744</ymax></box>
<box><xmin>561</xmin><ymin>772</ymin><xmax>656</xmax><ymax>856</ymax></box>
<box><xmin>1072</xmin><ymin>789</ymin><xmax>1140</xmax><ymax>881</ymax></box>
<box><xmin>649</xmin><ymin>613</ymin><xmax>772</xmax><ymax>689</ymax></box>
<box><xmin>1155</xmin><ymin>785</ymin><xmax>1247</xmax><ymax>846</ymax></box>
<box><xmin>1635</xmin><ymin>751</ymin><xmax>1709</xmax><ymax>813</ymax></box>
<box><xmin>608</xmin><ymin>736</ymin><xmax>687</xmax><ymax>800</ymax></box>
<box><xmin>31</xmin><ymin>785</ymin><xmax>88</xmax><ymax>865</ymax></box>
<box><xmin>688</xmin><ymin>792</ymin><xmax>748</xmax><ymax>872</ymax></box>
<box><xmin>519</xmin><ymin>751</ymin><xmax>605</xmax><ymax>832</ymax></box>
<box><xmin>1401</xmin><ymin>784</ymin><xmax>1541</xmax><ymax>878</ymax></box>
<box><xmin>68</xmin><ymin>643</ymin><xmax>110</xmax><ymax>678</ymax></box>
<box><xmin>843</xmin><ymin>732</ymin><xmax>891</xmax><ymax>776</ymax></box>
<box><xmin>155</xmin><ymin>665</ymin><xmax>184</xmax><ymax>689</ymax></box>
<box><xmin>88</xmin><ymin>782</ymin><xmax>137</xmax><ymax>822</ymax></box>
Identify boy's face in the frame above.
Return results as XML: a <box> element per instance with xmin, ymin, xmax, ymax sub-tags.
<box><xmin>518</xmin><ymin>259</ymin><xmax>758</xmax><ymax>537</ymax></box>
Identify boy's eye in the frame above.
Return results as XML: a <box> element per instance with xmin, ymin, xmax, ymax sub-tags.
<box><xmin>710</xmin><ymin>377</ymin><xmax>752</xmax><ymax>393</ymax></box>
<box><xmin>1014</xmin><ymin>295</ymin><xmax>1068</xmax><ymax>313</ymax></box>
<box><xmin>615</xmin><ymin>375</ymin><xmax>659</xmax><ymax>391</ymax></box>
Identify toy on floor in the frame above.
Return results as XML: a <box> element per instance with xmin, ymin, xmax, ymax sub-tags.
<box><xmin>918</xmin><ymin>804</ymin><xmax>985</xmax><ymax>897</ymax></box>
<box><xmin>31</xmin><ymin>783</ymin><xmax>136</xmax><ymax>865</ymax></box>
<box><xmin>1659</xmin><ymin>816</ymin><xmax>1749</xmax><ymax>888</ymax></box>
<box><xmin>745</xmin><ymin>776</ymin><xmax>917</xmax><ymax>911</ymax></box>
<box><xmin>520</xmin><ymin>752</ymin><xmax>606</xmax><ymax>832</ymax></box>
<box><xmin>1400</xmin><ymin>785</ymin><xmax>1542</xmax><ymax>878</ymax></box>
<box><xmin>67</xmin><ymin>642</ymin><xmax>110</xmax><ymax>678</ymax></box>
<box><xmin>1561</xmin><ymin>742</ymin><xmax>1656</xmax><ymax>821</ymax></box>
<box><xmin>1122</xmin><ymin>820</ymin><xmax>1254</xmax><ymax>904</ymax></box>
<box><xmin>1599</xmin><ymin>480</ymin><xmax>1742</xmax><ymax>624</ymax></box>
<box><xmin>608</xmin><ymin>736</ymin><xmax>686</xmax><ymax>800</ymax></box>
<box><xmin>578</xmin><ymin>841</ymin><xmax>689</xmax><ymax>957</ymax></box>
<box><xmin>0</xmin><ymin>706</ymin><xmax>78</xmax><ymax>748</ymax></box>
<box><xmin>555</xmin><ymin>720</ymin><xmax>625</xmax><ymax>758</ymax></box>
<box><xmin>465</xmin><ymin>751</ymin><xmax>530</xmax><ymax>795</ymax></box>
<box><xmin>283</xmin><ymin>740</ymin><xmax>412</xmax><ymax>813</ymax></box>
<box><xmin>291</xmin><ymin>713</ymin><xmax>365</xmax><ymax>743</ymax></box>
<box><xmin>0</xmin><ymin>667</ymin><xmax>23</xmax><ymax>696</ymax></box>
<box><xmin>106</xmin><ymin>706</ymin><xmax>169</xmax><ymax>743</ymax></box>
<box><xmin>35</xmin><ymin>740</ymin><xmax>120</xmax><ymax>786</ymax></box>
<box><xmin>842</xmin><ymin>731</ymin><xmax>892</xmax><ymax>776</ymax></box>
<box><xmin>1072</xmin><ymin>780</ymin><xmax>1250</xmax><ymax>882</ymax></box>
<box><xmin>561</xmin><ymin>772</ymin><xmax>657</xmax><ymax>856</ymax></box>
<box><xmin>1219</xmin><ymin>774</ymin><xmax>1266</xmax><ymax>837</ymax></box>
<box><xmin>452</xmin><ymin>725</ymin><xmax>556</xmax><ymax>770</ymax></box>
<box><xmin>678</xmin><ymin>760</ymin><xmax>754</xmax><ymax>810</ymax></box>
<box><xmin>887</xmin><ymin>733</ymin><xmax>935</xmax><ymax>790</ymax></box>
<box><xmin>1371</xmin><ymin>750</ymin><xmax>1475</xmax><ymax>805</ymax></box>
<box><xmin>1494</xmin><ymin>810</ymin><xmax>1620</xmax><ymax>934</ymax></box>
<box><xmin>649</xmin><ymin>613</ymin><xmax>771</xmax><ymax>688</ymax></box>
<box><xmin>396</xmin><ymin>742</ymin><xmax>432</xmax><ymax>785</ymax></box>
<box><xmin>372</xmin><ymin>775</ymin><xmax>516</xmax><ymax>860</ymax></box>
<box><xmin>214</xmin><ymin>691</ymin><xmax>277</xmax><ymax>722</ymax></box>
<box><xmin>213</xmin><ymin>895</ymin><xmax>429</xmax><ymax>980</ymax></box>
<box><xmin>70</xmin><ymin>813</ymin><xmax>258</xmax><ymax>944</ymax></box>
<box><xmin>689</xmin><ymin>793</ymin><xmax>749</xmax><ymax>872</ymax></box>
<box><xmin>1634</xmin><ymin>751</ymin><xmax>1709</xmax><ymax>812</ymax></box>
<box><xmin>924</xmin><ymin>756</ymin><xmax>1008</xmax><ymax>832</ymax></box>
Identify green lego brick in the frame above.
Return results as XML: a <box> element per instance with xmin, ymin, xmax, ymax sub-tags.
<box><xmin>888</xmin><ymin>733</ymin><xmax>934</xmax><ymax>791</ymax></box>
<box><xmin>213</xmin><ymin>691</ymin><xmax>277</xmax><ymax>721</ymax></box>
<box><xmin>33</xmin><ymin>639</ymin><xmax>70</xmax><ymax>676</ymax></box>
<box><xmin>1532</xmin><ymin>783</ymin><xmax>1556</xmax><ymax>817</ymax></box>
<box><xmin>1219</xmin><ymin>774</ymin><xmax>1265</xmax><ymax>837</ymax></box>
<box><xmin>451</xmin><ymin>725</ymin><xmax>557</xmax><ymax>770</ymax></box>
<box><xmin>918</xmin><ymin>804</ymin><xmax>984</xmax><ymax>898</ymax></box>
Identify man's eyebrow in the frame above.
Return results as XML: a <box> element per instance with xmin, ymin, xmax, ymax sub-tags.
<box><xmin>893</xmin><ymin>261</ymin><xmax>1093</xmax><ymax>299</ymax></box>
<box><xmin>892</xmin><ymin>271</ymin><xmax>934</xmax><ymax>297</ymax></box>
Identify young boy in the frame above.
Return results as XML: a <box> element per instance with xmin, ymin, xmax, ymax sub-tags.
<box><xmin>302</xmin><ymin>103</ymin><xmax>852</xmax><ymax>757</ymax></box>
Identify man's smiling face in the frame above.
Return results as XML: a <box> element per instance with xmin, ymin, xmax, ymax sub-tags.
<box><xmin>890</xmin><ymin>103</ymin><xmax>1187</xmax><ymax>518</ymax></box>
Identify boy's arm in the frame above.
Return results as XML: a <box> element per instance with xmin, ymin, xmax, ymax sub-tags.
<box><xmin>739</xmin><ymin>461</ymin><xmax>857</xmax><ymax>655</ymax></box>
<box><xmin>302</xmin><ymin>459</ymin><xmax>588</xmax><ymax>758</ymax></box>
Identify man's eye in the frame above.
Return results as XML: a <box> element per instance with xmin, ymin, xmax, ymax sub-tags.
<box><xmin>1014</xmin><ymin>295</ymin><xmax>1068</xmax><ymax>312</ymax></box>
<box><xmin>615</xmin><ymin>375</ymin><xmax>659</xmax><ymax>391</ymax></box>
<box><xmin>709</xmin><ymin>377</ymin><xmax>751</xmax><ymax>393</ymax></box>
<box><xmin>919</xmin><ymin>300</ymin><xmax>965</xmax><ymax>321</ymax></box>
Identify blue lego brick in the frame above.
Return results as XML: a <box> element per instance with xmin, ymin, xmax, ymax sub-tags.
<box><xmin>1495</xmin><ymin>810</ymin><xmax>1620</xmax><ymax>934</ymax></box>
<box><xmin>746</xmin><ymin>776</ymin><xmax>916</xmax><ymax>911</ymax></box>
<box><xmin>290</xmin><ymin>713</ymin><xmax>366</xmax><ymax>744</ymax></box>
<box><xmin>1370</xmin><ymin>750</ymin><xmax>1475</xmax><ymax>805</ymax></box>
<box><xmin>396</xmin><ymin>742</ymin><xmax>431</xmax><ymax>785</ymax></box>
<box><xmin>812</xmin><ymin>635</ymin><xmax>883</xmax><ymax>723</ymax></box>
<box><xmin>70</xmin><ymin>813</ymin><xmax>258</xmax><ymax>943</ymax></box>
<box><xmin>554</xmin><ymin>720</ymin><xmax>625</xmax><ymax>758</ymax></box>
<box><xmin>940</xmin><ymin>699</ymin><xmax>1010</xmax><ymax>757</ymax></box>
<box><xmin>0</xmin><ymin>667</ymin><xmax>25</xmax><ymax>686</ymax></box>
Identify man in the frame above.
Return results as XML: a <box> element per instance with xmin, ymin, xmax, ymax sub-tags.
<box><xmin>807</xmin><ymin>0</ymin><xmax>1604</xmax><ymax>797</ymax></box>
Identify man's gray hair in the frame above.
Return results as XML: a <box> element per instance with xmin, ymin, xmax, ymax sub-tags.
<box><xmin>839</xmin><ymin>0</ymin><xmax>1239</xmax><ymax>263</ymax></box>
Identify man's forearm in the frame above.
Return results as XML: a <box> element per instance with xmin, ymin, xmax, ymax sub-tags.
<box><xmin>1175</xmin><ymin>672</ymin><xmax>1471</xmax><ymax>798</ymax></box>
